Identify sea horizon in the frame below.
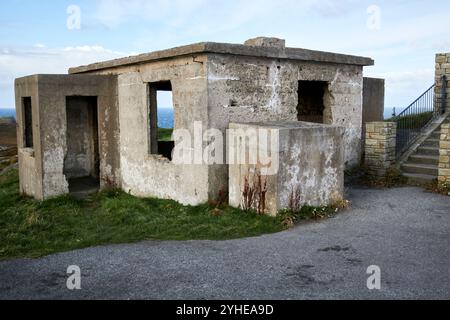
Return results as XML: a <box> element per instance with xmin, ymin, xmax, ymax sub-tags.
<box><xmin>0</xmin><ymin>107</ymin><xmax>175</xmax><ymax>128</ymax></box>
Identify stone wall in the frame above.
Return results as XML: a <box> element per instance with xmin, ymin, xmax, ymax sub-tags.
<box><xmin>435</xmin><ymin>53</ymin><xmax>450</xmax><ymax>113</ymax></box>
<box><xmin>365</xmin><ymin>122</ymin><xmax>396</xmax><ymax>177</ymax></box>
<box><xmin>438</xmin><ymin>123</ymin><xmax>450</xmax><ymax>185</ymax></box>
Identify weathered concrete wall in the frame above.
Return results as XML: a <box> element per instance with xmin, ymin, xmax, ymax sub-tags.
<box><xmin>207</xmin><ymin>54</ymin><xmax>363</xmax><ymax>164</ymax></box>
<box><xmin>207</xmin><ymin>54</ymin><xmax>363</xmax><ymax>199</ymax></box>
<box><xmin>66</xmin><ymin>39</ymin><xmax>369</xmax><ymax>205</ymax></box>
<box><xmin>362</xmin><ymin>77</ymin><xmax>385</xmax><ymax>153</ymax></box>
<box><xmin>64</xmin><ymin>97</ymin><xmax>98</xmax><ymax>179</ymax></box>
<box><xmin>229</xmin><ymin>122</ymin><xmax>345</xmax><ymax>216</ymax></box>
<box><xmin>112</xmin><ymin>56</ymin><xmax>209</xmax><ymax>205</ymax></box>
<box><xmin>435</xmin><ymin>53</ymin><xmax>450</xmax><ymax>113</ymax></box>
<box><xmin>438</xmin><ymin>123</ymin><xmax>450</xmax><ymax>185</ymax></box>
<box><xmin>364</xmin><ymin>122</ymin><xmax>396</xmax><ymax>177</ymax></box>
<box><xmin>15</xmin><ymin>74</ymin><xmax>120</xmax><ymax>200</ymax></box>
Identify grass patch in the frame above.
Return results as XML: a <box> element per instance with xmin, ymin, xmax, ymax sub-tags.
<box><xmin>158</xmin><ymin>128</ymin><xmax>173</xmax><ymax>142</ymax></box>
<box><xmin>0</xmin><ymin>170</ymin><xmax>285</xmax><ymax>260</ymax></box>
<box><xmin>347</xmin><ymin>166</ymin><xmax>407</xmax><ymax>189</ymax></box>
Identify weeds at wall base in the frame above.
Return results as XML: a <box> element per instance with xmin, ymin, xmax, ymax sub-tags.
<box><xmin>279</xmin><ymin>199</ymin><xmax>350</xmax><ymax>229</ymax></box>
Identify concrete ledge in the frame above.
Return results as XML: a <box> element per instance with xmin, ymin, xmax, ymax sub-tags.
<box><xmin>69</xmin><ymin>41</ymin><xmax>374</xmax><ymax>74</ymax></box>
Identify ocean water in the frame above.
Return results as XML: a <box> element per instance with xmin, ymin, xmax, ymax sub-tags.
<box><xmin>0</xmin><ymin>108</ymin><xmax>175</xmax><ymax>128</ymax></box>
<box><xmin>0</xmin><ymin>108</ymin><xmax>16</xmax><ymax>119</ymax></box>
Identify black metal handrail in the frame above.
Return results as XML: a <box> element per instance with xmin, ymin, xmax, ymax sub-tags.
<box><xmin>393</xmin><ymin>83</ymin><xmax>439</xmax><ymax>157</ymax></box>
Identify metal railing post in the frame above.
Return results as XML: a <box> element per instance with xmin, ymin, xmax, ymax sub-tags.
<box><xmin>442</xmin><ymin>75</ymin><xmax>447</xmax><ymax>114</ymax></box>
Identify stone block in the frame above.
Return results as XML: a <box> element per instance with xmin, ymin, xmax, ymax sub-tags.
<box><xmin>364</xmin><ymin>121</ymin><xmax>396</xmax><ymax>178</ymax></box>
<box><xmin>229</xmin><ymin>122</ymin><xmax>345</xmax><ymax>216</ymax></box>
<box><xmin>439</xmin><ymin>168</ymin><xmax>450</xmax><ymax>176</ymax></box>
<box><xmin>439</xmin><ymin>156</ymin><xmax>450</xmax><ymax>163</ymax></box>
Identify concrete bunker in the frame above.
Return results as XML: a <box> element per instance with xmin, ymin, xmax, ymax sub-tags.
<box><xmin>22</xmin><ymin>97</ymin><xmax>33</xmax><ymax>149</ymax></box>
<box><xmin>64</xmin><ymin>96</ymin><xmax>100</xmax><ymax>193</ymax></box>
<box><xmin>15</xmin><ymin>37</ymin><xmax>378</xmax><ymax>214</ymax></box>
<box><xmin>148</xmin><ymin>80</ymin><xmax>174</xmax><ymax>161</ymax></box>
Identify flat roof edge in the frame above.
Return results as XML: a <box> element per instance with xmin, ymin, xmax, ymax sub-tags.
<box><xmin>69</xmin><ymin>42</ymin><xmax>374</xmax><ymax>74</ymax></box>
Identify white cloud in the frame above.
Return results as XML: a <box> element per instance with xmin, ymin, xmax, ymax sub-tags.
<box><xmin>95</xmin><ymin>0</ymin><xmax>209</xmax><ymax>28</ymax></box>
<box><xmin>365</xmin><ymin>68</ymin><xmax>435</xmax><ymax>111</ymax></box>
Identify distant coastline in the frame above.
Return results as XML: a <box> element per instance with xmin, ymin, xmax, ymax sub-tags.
<box><xmin>0</xmin><ymin>108</ymin><xmax>16</xmax><ymax>119</ymax></box>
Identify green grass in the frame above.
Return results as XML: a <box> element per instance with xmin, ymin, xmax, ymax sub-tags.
<box><xmin>0</xmin><ymin>170</ymin><xmax>285</xmax><ymax>260</ymax></box>
<box><xmin>158</xmin><ymin>128</ymin><xmax>173</xmax><ymax>142</ymax></box>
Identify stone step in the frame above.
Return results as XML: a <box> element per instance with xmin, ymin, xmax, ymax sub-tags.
<box><xmin>422</xmin><ymin>139</ymin><xmax>440</xmax><ymax>148</ymax></box>
<box><xmin>403</xmin><ymin>172</ymin><xmax>437</xmax><ymax>185</ymax></box>
<box><xmin>416</xmin><ymin>146</ymin><xmax>439</xmax><ymax>156</ymax></box>
<box><xmin>408</xmin><ymin>154</ymin><xmax>439</xmax><ymax>165</ymax></box>
<box><xmin>401</xmin><ymin>163</ymin><xmax>438</xmax><ymax>176</ymax></box>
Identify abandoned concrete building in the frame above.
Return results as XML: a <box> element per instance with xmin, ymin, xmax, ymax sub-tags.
<box><xmin>15</xmin><ymin>37</ymin><xmax>380</xmax><ymax>214</ymax></box>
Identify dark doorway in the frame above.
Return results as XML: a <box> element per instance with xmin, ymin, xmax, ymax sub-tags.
<box><xmin>64</xmin><ymin>96</ymin><xmax>100</xmax><ymax>194</ymax></box>
<box><xmin>297</xmin><ymin>81</ymin><xmax>328</xmax><ymax>124</ymax></box>
<box><xmin>22</xmin><ymin>97</ymin><xmax>33</xmax><ymax>148</ymax></box>
<box><xmin>148</xmin><ymin>81</ymin><xmax>174</xmax><ymax>160</ymax></box>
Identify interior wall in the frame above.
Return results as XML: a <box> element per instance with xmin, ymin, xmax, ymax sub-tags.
<box><xmin>297</xmin><ymin>81</ymin><xmax>328</xmax><ymax>124</ymax></box>
<box><xmin>207</xmin><ymin>54</ymin><xmax>364</xmax><ymax>168</ymax></box>
<box><xmin>207</xmin><ymin>54</ymin><xmax>364</xmax><ymax>200</ymax></box>
<box><xmin>112</xmin><ymin>55</ymin><xmax>209</xmax><ymax>206</ymax></box>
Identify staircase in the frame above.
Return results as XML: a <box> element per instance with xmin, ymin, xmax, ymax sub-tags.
<box><xmin>400</xmin><ymin>116</ymin><xmax>449</xmax><ymax>184</ymax></box>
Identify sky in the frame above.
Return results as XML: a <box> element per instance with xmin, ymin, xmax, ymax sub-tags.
<box><xmin>1</xmin><ymin>0</ymin><xmax>449</xmax><ymax>118</ymax></box>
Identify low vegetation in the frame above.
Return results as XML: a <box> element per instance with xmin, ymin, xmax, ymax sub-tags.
<box><xmin>0</xmin><ymin>168</ymin><xmax>350</xmax><ymax>260</ymax></box>
<box><xmin>389</xmin><ymin>111</ymin><xmax>433</xmax><ymax>129</ymax></box>
<box><xmin>158</xmin><ymin>128</ymin><xmax>174</xmax><ymax>142</ymax></box>
<box><xmin>279</xmin><ymin>200</ymin><xmax>350</xmax><ymax>228</ymax></box>
<box><xmin>348</xmin><ymin>166</ymin><xmax>407</xmax><ymax>188</ymax></box>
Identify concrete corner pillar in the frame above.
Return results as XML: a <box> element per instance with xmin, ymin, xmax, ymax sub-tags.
<box><xmin>364</xmin><ymin>122</ymin><xmax>397</xmax><ymax>177</ymax></box>
<box><xmin>438</xmin><ymin>123</ymin><xmax>450</xmax><ymax>185</ymax></box>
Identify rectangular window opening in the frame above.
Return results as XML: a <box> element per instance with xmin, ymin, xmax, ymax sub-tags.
<box><xmin>22</xmin><ymin>97</ymin><xmax>33</xmax><ymax>148</ymax></box>
<box><xmin>297</xmin><ymin>80</ymin><xmax>328</xmax><ymax>124</ymax></box>
<box><xmin>148</xmin><ymin>81</ymin><xmax>174</xmax><ymax>161</ymax></box>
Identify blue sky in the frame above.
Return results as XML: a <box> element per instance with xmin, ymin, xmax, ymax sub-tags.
<box><xmin>1</xmin><ymin>0</ymin><xmax>450</xmax><ymax>117</ymax></box>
